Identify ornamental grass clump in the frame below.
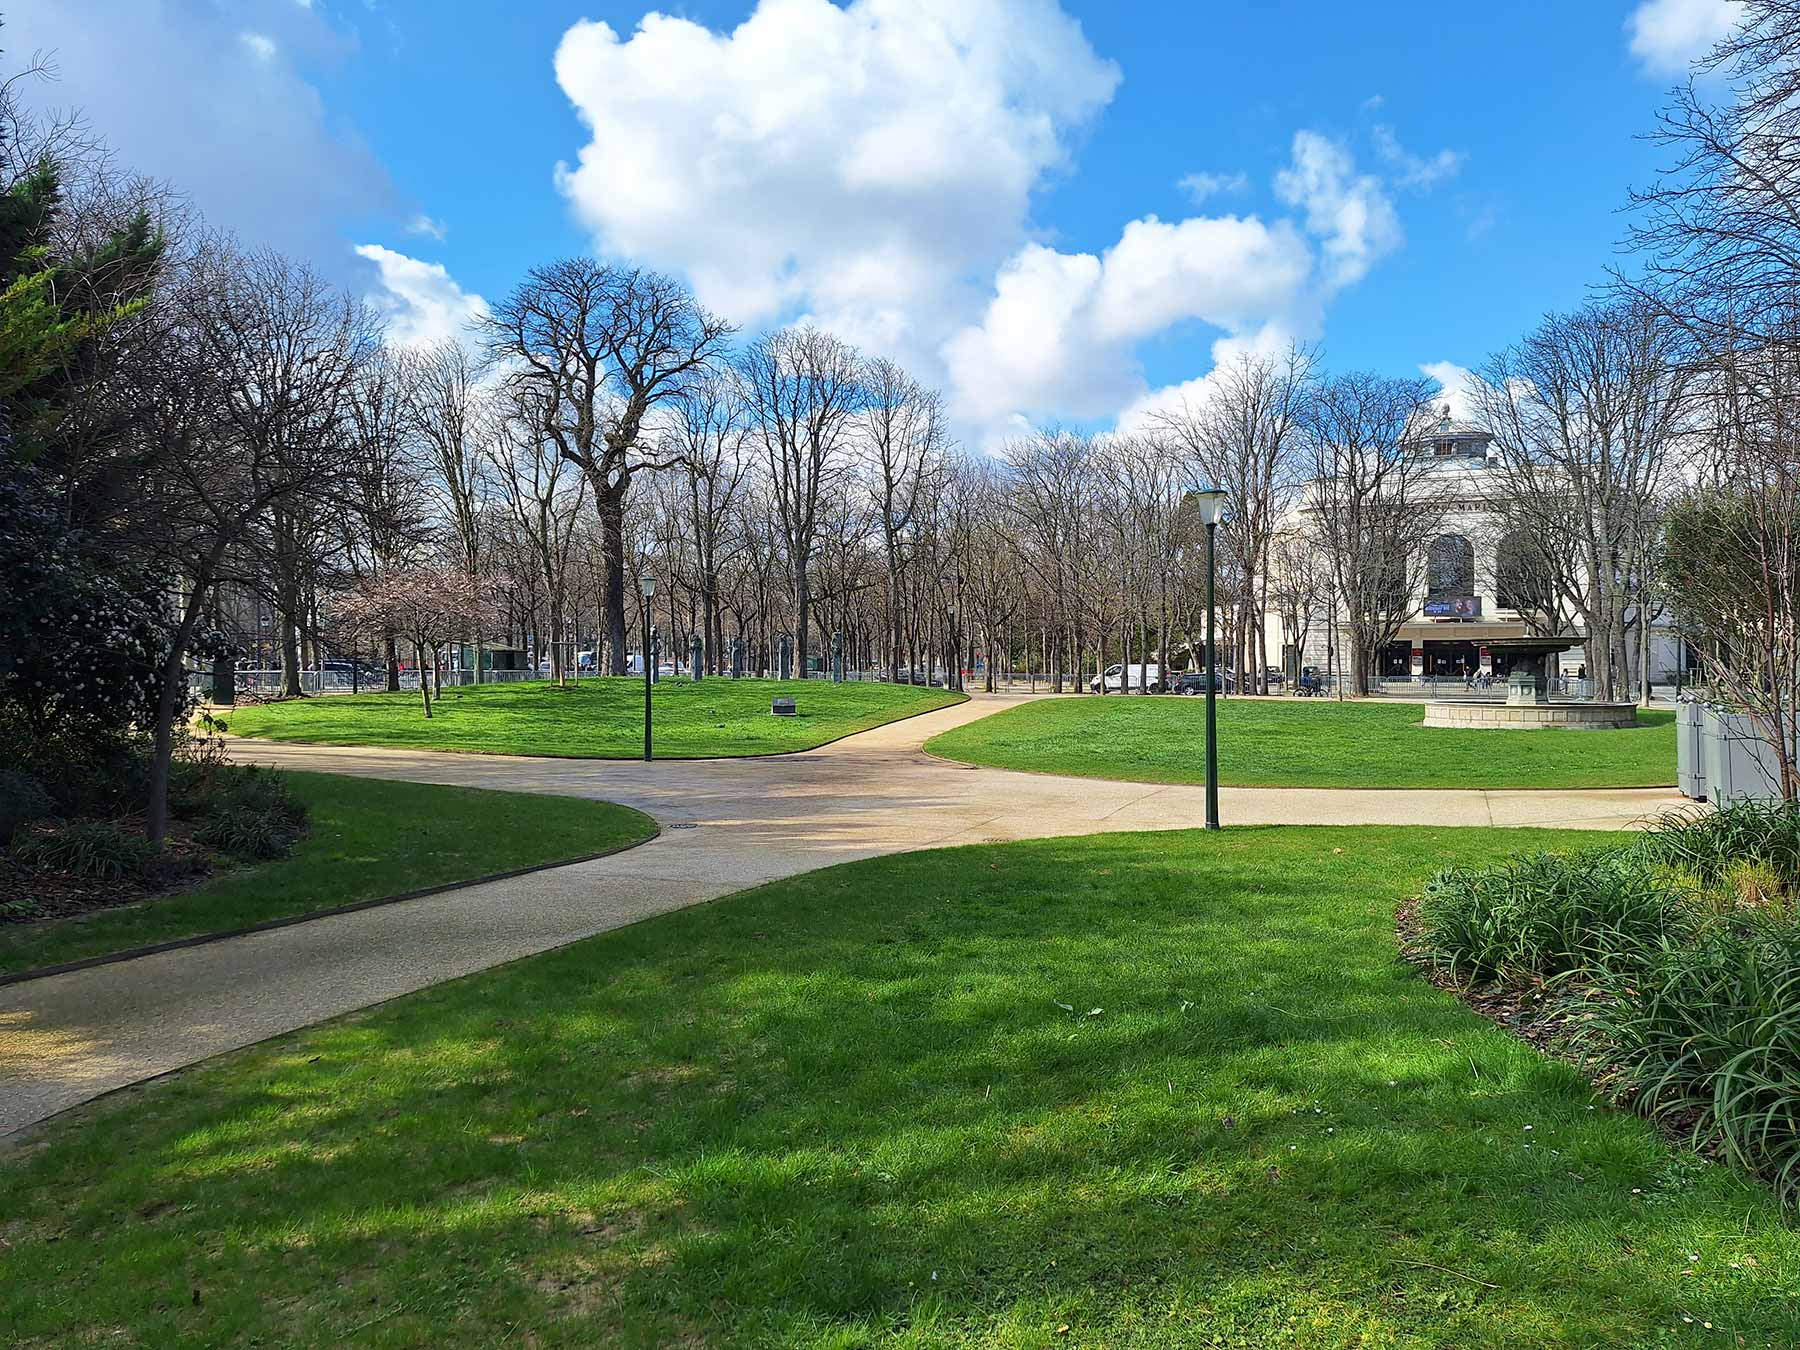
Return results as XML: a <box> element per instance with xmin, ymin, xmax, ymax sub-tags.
<box><xmin>1569</xmin><ymin>917</ymin><xmax>1800</xmax><ymax>1207</ymax></box>
<box><xmin>11</xmin><ymin>820</ymin><xmax>153</xmax><ymax>881</ymax></box>
<box><xmin>1416</xmin><ymin>799</ymin><xmax>1800</xmax><ymax>1208</ymax></box>
<box><xmin>1630</xmin><ymin>800</ymin><xmax>1800</xmax><ymax>888</ymax></box>
<box><xmin>191</xmin><ymin>768</ymin><xmax>308</xmax><ymax>861</ymax></box>
<box><xmin>1418</xmin><ymin>848</ymin><xmax>1682</xmax><ymax>981</ymax></box>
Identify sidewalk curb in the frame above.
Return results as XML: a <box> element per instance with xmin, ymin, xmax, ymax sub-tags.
<box><xmin>0</xmin><ymin>829</ymin><xmax>662</xmax><ymax>989</ymax></box>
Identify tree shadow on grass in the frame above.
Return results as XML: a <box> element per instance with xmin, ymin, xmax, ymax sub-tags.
<box><xmin>3</xmin><ymin>828</ymin><xmax>1794</xmax><ymax>1346</ymax></box>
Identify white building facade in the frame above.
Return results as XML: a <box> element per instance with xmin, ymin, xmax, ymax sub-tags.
<box><xmin>1268</xmin><ymin>410</ymin><xmax>1688</xmax><ymax>688</ymax></box>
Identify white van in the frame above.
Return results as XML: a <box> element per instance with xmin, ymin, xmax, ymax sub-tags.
<box><xmin>1091</xmin><ymin>662</ymin><xmax>1163</xmax><ymax>693</ymax></box>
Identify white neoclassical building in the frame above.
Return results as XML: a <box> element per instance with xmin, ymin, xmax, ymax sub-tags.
<box><xmin>1268</xmin><ymin>409</ymin><xmax>1687</xmax><ymax>687</ymax></box>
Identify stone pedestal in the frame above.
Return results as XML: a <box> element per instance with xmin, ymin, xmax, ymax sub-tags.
<box><xmin>1506</xmin><ymin>671</ymin><xmax>1549</xmax><ymax>706</ymax></box>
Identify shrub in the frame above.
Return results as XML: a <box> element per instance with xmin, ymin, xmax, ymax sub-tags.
<box><xmin>191</xmin><ymin>767</ymin><xmax>308</xmax><ymax>860</ymax></box>
<box><xmin>1570</xmin><ymin>917</ymin><xmax>1800</xmax><ymax>1207</ymax></box>
<box><xmin>1419</xmin><ymin>849</ymin><xmax>1684</xmax><ymax>981</ymax></box>
<box><xmin>1632</xmin><ymin>800</ymin><xmax>1800</xmax><ymax>888</ymax></box>
<box><xmin>11</xmin><ymin>820</ymin><xmax>152</xmax><ymax>881</ymax></box>
<box><xmin>194</xmin><ymin>806</ymin><xmax>304</xmax><ymax>860</ymax></box>
<box><xmin>0</xmin><ymin>768</ymin><xmax>51</xmax><ymax>845</ymax></box>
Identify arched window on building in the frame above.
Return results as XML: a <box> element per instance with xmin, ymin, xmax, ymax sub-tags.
<box><xmin>1426</xmin><ymin>534</ymin><xmax>1475</xmax><ymax>598</ymax></box>
<box><xmin>1495</xmin><ymin>530</ymin><xmax>1554</xmax><ymax>618</ymax></box>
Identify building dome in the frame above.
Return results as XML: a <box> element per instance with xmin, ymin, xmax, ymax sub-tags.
<box><xmin>1407</xmin><ymin>405</ymin><xmax>1494</xmax><ymax>460</ymax></box>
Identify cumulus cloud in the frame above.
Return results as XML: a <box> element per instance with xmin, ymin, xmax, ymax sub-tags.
<box><xmin>7</xmin><ymin>0</ymin><xmax>394</xmax><ymax>266</ymax></box>
<box><xmin>550</xmin><ymin>4</ymin><xmax>1420</xmax><ymax>446</ymax></box>
<box><xmin>1420</xmin><ymin>359</ymin><xmax>1479</xmax><ymax>421</ymax></box>
<box><xmin>552</xmin><ymin>0</ymin><xmax>1119</xmax><ymax>365</ymax></box>
<box><xmin>1274</xmin><ymin>130</ymin><xmax>1402</xmax><ymax>291</ymax></box>
<box><xmin>354</xmin><ymin>244</ymin><xmax>489</xmax><ymax>348</ymax></box>
<box><xmin>946</xmin><ymin>132</ymin><xmax>1398</xmax><ymax>439</ymax></box>
<box><xmin>1626</xmin><ymin>0</ymin><xmax>1743</xmax><ymax>74</ymax></box>
<box><xmin>1114</xmin><ymin>328</ymin><xmax>1299</xmax><ymax>435</ymax></box>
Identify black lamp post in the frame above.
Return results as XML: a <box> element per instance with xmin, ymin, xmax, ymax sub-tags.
<box><xmin>639</xmin><ymin>570</ymin><xmax>657</xmax><ymax>761</ymax></box>
<box><xmin>1193</xmin><ymin>488</ymin><xmax>1229</xmax><ymax>830</ymax></box>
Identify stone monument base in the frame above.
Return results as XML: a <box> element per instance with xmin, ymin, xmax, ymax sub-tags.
<box><xmin>1423</xmin><ymin>701</ymin><xmax>1640</xmax><ymax>730</ymax></box>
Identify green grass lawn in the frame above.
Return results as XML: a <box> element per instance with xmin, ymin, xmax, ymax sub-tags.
<box><xmin>926</xmin><ymin>696</ymin><xmax>1678</xmax><ymax>789</ymax></box>
<box><xmin>0</xmin><ymin>772</ymin><xmax>655</xmax><ymax>977</ymax></box>
<box><xmin>225</xmin><ymin>677</ymin><xmax>965</xmax><ymax>758</ymax></box>
<box><xmin>5</xmin><ymin>825</ymin><xmax>1792</xmax><ymax>1347</ymax></box>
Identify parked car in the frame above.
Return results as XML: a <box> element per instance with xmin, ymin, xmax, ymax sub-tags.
<box><xmin>1091</xmin><ymin>662</ymin><xmax>1163</xmax><ymax>693</ymax></box>
<box><xmin>1173</xmin><ymin>670</ymin><xmax>1235</xmax><ymax>695</ymax></box>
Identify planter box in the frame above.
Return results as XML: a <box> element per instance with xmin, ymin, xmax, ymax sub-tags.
<box><xmin>1677</xmin><ymin>701</ymin><xmax>1707</xmax><ymax>800</ymax></box>
<box><xmin>1692</xmin><ymin>706</ymin><xmax>1791</xmax><ymax>805</ymax></box>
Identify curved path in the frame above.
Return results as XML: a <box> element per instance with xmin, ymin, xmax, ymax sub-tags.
<box><xmin>0</xmin><ymin>693</ymin><xmax>1679</xmax><ymax>1137</ymax></box>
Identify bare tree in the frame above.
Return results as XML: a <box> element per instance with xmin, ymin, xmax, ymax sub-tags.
<box><xmin>861</xmin><ymin>356</ymin><xmax>948</xmax><ymax>681</ymax></box>
<box><xmin>136</xmin><ymin>240</ymin><xmax>364</xmax><ymax>843</ymax></box>
<box><xmin>738</xmin><ymin>326</ymin><xmax>863</xmax><ymax>677</ymax></box>
<box><xmin>1474</xmin><ymin>303</ymin><xmax>1691</xmax><ymax>698</ymax></box>
<box><xmin>1006</xmin><ymin>429</ymin><xmax>1098</xmax><ymax>691</ymax></box>
<box><xmin>1153</xmin><ymin>343</ymin><xmax>1314</xmax><ymax>693</ymax></box>
<box><xmin>666</xmin><ymin>372</ymin><xmax>752</xmax><ymax>674</ymax></box>
<box><xmin>485</xmin><ymin>392</ymin><xmax>589</xmax><ymax>683</ymax></box>
<box><xmin>1302</xmin><ymin>373</ymin><xmax>1443</xmax><ymax>695</ymax></box>
<box><xmin>481</xmin><ymin>262</ymin><xmax>731</xmax><ymax>674</ymax></box>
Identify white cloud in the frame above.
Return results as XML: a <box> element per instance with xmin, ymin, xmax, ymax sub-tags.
<box><xmin>946</xmin><ymin>133</ymin><xmax>1396</xmax><ymax>438</ymax></box>
<box><xmin>1177</xmin><ymin>171</ymin><xmax>1248</xmax><ymax>204</ymax></box>
<box><xmin>550</xmin><ymin>5</ymin><xmax>1418</xmax><ymax>446</ymax></box>
<box><xmin>1371</xmin><ymin>125</ymin><xmax>1464</xmax><ymax>189</ymax></box>
<box><xmin>354</xmin><ymin>244</ymin><xmax>489</xmax><ymax>348</ymax></box>
<box><xmin>1274</xmin><ymin>130</ymin><xmax>1402</xmax><ymax>291</ymax></box>
<box><xmin>1114</xmin><ymin>328</ymin><xmax>1297</xmax><ymax>435</ymax></box>
<box><xmin>552</xmin><ymin>0</ymin><xmax>1119</xmax><ymax>367</ymax></box>
<box><xmin>1626</xmin><ymin>0</ymin><xmax>1743</xmax><ymax>74</ymax></box>
<box><xmin>8</xmin><ymin>0</ymin><xmax>394</xmax><ymax>267</ymax></box>
<box><xmin>405</xmin><ymin>213</ymin><xmax>449</xmax><ymax>242</ymax></box>
<box><xmin>1420</xmin><ymin>360</ymin><xmax>1479</xmax><ymax>421</ymax></box>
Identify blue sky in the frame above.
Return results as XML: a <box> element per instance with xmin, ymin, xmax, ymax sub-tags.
<box><xmin>10</xmin><ymin>0</ymin><xmax>1742</xmax><ymax>444</ymax></box>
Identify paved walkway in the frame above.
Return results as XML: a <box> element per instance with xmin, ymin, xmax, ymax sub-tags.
<box><xmin>0</xmin><ymin>694</ymin><xmax>1680</xmax><ymax>1136</ymax></box>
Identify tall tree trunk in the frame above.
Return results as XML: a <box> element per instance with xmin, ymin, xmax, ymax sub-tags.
<box><xmin>280</xmin><ymin>610</ymin><xmax>302</xmax><ymax>698</ymax></box>
<box><xmin>793</xmin><ymin>558</ymin><xmax>811</xmax><ymax>679</ymax></box>
<box><xmin>417</xmin><ymin>642</ymin><xmax>433</xmax><ymax>718</ymax></box>
<box><xmin>600</xmin><ymin>488</ymin><xmax>629</xmax><ymax>676</ymax></box>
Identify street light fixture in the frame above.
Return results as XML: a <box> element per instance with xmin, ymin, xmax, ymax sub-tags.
<box><xmin>1192</xmin><ymin>488</ymin><xmax>1228</xmax><ymax>830</ymax></box>
<box><xmin>638</xmin><ymin>571</ymin><xmax>657</xmax><ymax>761</ymax></box>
